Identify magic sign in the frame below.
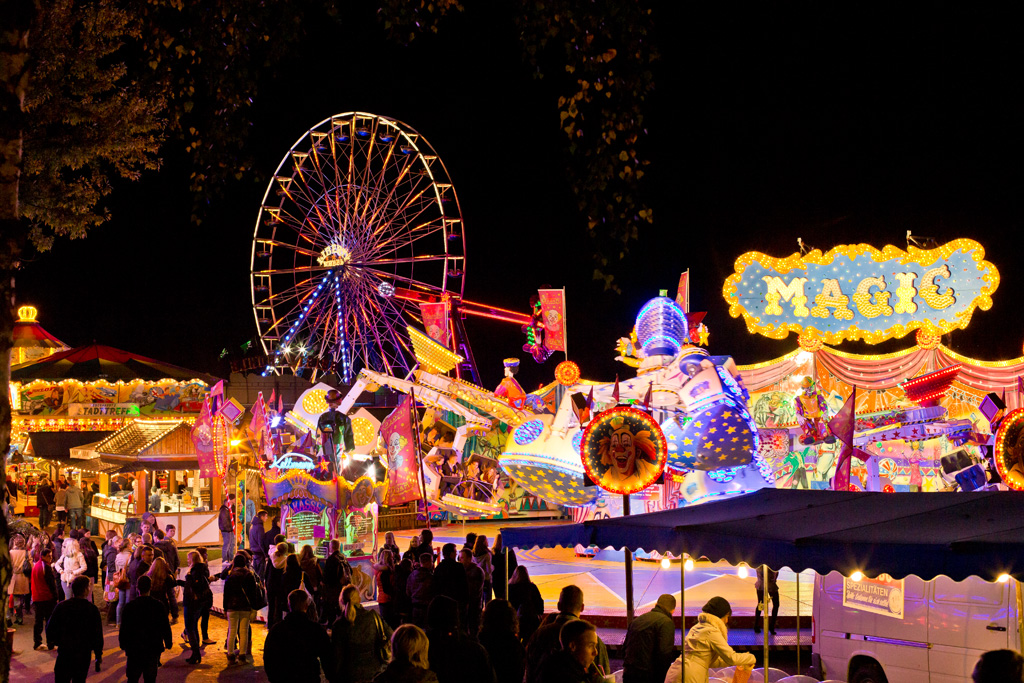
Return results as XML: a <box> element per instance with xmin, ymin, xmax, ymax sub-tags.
<box><xmin>723</xmin><ymin>239</ymin><xmax>999</xmax><ymax>345</ymax></box>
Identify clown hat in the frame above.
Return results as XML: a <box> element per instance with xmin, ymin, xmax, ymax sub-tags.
<box><xmin>503</xmin><ymin>358</ymin><xmax>520</xmax><ymax>369</ymax></box>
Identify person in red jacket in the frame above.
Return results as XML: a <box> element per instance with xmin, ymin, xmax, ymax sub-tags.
<box><xmin>31</xmin><ymin>546</ymin><xmax>59</xmax><ymax>650</ymax></box>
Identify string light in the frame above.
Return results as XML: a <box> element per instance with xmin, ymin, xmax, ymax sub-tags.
<box><xmin>994</xmin><ymin>409</ymin><xmax>1024</xmax><ymax>491</ymax></box>
<box><xmin>723</xmin><ymin>239</ymin><xmax>999</xmax><ymax>345</ymax></box>
<box><xmin>263</xmin><ymin>270</ymin><xmax>333</xmax><ymax>376</ymax></box>
<box><xmin>580</xmin><ymin>405</ymin><xmax>668</xmax><ymax>495</ymax></box>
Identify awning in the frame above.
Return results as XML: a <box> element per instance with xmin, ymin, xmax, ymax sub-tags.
<box><xmin>69</xmin><ymin>441</ymin><xmax>103</xmax><ymax>460</ymax></box>
<box><xmin>500</xmin><ymin>488</ymin><xmax>1024</xmax><ymax>582</ymax></box>
<box><xmin>26</xmin><ymin>431</ymin><xmax>121</xmax><ymax>474</ymax></box>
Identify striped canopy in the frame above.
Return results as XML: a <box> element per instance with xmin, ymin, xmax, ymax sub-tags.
<box><xmin>10</xmin><ymin>343</ymin><xmax>219</xmax><ymax>384</ymax></box>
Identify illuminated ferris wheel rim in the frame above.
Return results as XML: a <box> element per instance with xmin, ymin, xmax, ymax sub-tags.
<box><xmin>250</xmin><ymin>111</ymin><xmax>467</xmax><ymax>379</ymax></box>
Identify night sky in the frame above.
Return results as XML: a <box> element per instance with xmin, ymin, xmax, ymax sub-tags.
<box><xmin>17</xmin><ymin>5</ymin><xmax>1024</xmax><ymax>393</ymax></box>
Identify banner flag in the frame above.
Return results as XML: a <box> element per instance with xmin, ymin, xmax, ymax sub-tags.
<box><xmin>191</xmin><ymin>398</ymin><xmax>219</xmax><ymax>478</ymax></box>
<box><xmin>676</xmin><ymin>271</ymin><xmax>690</xmax><ymax>312</ymax></box>
<box><xmin>419</xmin><ymin>302</ymin><xmax>449</xmax><ymax>345</ymax></box>
<box><xmin>538</xmin><ymin>289</ymin><xmax>567</xmax><ymax>353</ymax></box>
<box><xmin>381</xmin><ymin>395</ymin><xmax>421</xmax><ymax>505</ymax></box>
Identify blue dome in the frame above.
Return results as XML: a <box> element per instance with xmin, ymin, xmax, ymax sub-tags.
<box><xmin>635</xmin><ymin>294</ymin><xmax>688</xmax><ymax>358</ymax></box>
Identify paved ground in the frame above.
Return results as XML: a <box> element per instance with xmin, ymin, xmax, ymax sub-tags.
<box><xmin>9</xmin><ymin>582</ymin><xmax>274</xmax><ymax>682</ymax></box>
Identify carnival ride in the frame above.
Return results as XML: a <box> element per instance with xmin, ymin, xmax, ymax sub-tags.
<box><xmin>250</xmin><ymin>111</ymin><xmax>537</xmax><ymax>385</ymax></box>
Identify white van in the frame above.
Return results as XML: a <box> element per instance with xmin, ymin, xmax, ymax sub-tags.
<box><xmin>811</xmin><ymin>571</ymin><xmax>1021</xmax><ymax>682</ymax></box>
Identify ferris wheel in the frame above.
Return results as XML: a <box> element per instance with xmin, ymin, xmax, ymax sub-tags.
<box><xmin>251</xmin><ymin>112</ymin><xmax>467</xmax><ymax>381</ymax></box>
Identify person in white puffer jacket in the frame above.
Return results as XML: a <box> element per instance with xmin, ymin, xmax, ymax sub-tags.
<box><xmin>664</xmin><ymin>596</ymin><xmax>756</xmax><ymax>683</ymax></box>
<box><xmin>53</xmin><ymin>538</ymin><xmax>88</xmax><ymax>602</ymax></box>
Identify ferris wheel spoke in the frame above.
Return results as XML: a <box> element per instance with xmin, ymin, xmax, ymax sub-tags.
<box><xmin>254</xmin><ymin>264</ymin><xmax>334</xmax><ymax>277</ymax></box>
<box><xmin>368</xmin><ymin>221</ymin><xmax>446</xmax><ymax>261</ymax></box>
<box><xmin>358</xmin><ymin>254</ymin><xmax>449</xmax><ymax>267</ymax></box>
<box><xmin>359</xmin><ymin>267</ymin><xmax>445</xmax><ymax>296</ymax></box>
<box><xmin>256</xmin><ymin>238</ymin><xmax>321</xmax><ymax>259</ymax></box>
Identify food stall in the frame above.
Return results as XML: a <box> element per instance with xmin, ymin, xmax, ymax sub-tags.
<box><xmin>90</xmin><ymin>419</ymin><xmax>221</xmax><ymax>546</ymax></box>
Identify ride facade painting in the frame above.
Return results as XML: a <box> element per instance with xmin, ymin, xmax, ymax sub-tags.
<box><xmin>723</xmin><ymin>239</ymin><xmax>999</xmax><ymax>346</ymax></box>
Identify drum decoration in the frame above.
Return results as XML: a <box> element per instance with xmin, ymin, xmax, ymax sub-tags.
<box><xmin>581</xmin><ymin>405</ymin><xmax>668</xmax><ymax>495</ymax></box>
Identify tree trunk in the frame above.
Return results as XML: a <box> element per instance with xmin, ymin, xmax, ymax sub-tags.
<box><xmin>0</xmin><ymin>0</ymin><xmax>35</xmax><ymax>678</ymax></box>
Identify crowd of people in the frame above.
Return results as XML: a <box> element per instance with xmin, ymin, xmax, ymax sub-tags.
<box><xmin>13</xmin><ymin>505</ymin><xmax>1024</xmax><ymax>683</ymax></box>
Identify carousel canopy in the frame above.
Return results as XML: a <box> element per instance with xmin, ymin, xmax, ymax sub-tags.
<box><xmin>501</xmin><ymin>488</ymin><xmax>1024</xmax><ymax>582</ymax></box>
<box><xmin>14</xmin><ymin>308</ymin><xmax>67</xmax><ymax>349</ymax></box>
<box><xmin>10</xmin><ymin>343</ymin><xmax>219</xmax><ymax>384</ymax></box>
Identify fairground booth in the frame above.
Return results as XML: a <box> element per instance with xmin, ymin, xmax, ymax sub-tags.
<box><xmin>9</xmin><ymin>323</ymin><xmax>223</xmax><ymax>541</ymax></box>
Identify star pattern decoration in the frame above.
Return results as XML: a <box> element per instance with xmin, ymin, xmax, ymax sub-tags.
<box><xmin>666</xmin><ymin>403</ymin><xmax>757</xmax><ymax>472</ymax></box>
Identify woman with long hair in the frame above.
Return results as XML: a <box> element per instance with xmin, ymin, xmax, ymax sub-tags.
<box><xmin>146</xmin><ymin>556</ymin><xmax>177</xmax><ymax>621</ymax></box>
<box><xmin>507</xmin><ymin>565</ymin><xmax>544</xmax><ymax>643</ymax></box>
<box><xmin>114</xmin><ymin>537</ymin><xmax>133</xmax><ymax>625</ymax></box>
<box><xmin>7</xmin><ymin>536</ymin><xmax>31</xmax><ymax>625</ymax></box>
<box><xmin>382</xmin><ymin>532</ymin><xmax>400</xmax><ymax>559</ymax></box>
<box><xmin>402</xmin><ymin>535</ymin><xmax>421</xmax><ymax>564</ymax></box>
<box><xmin>472</xmin><ymin>535</ymin><xmax>493</xmax><ymax>603</ymax></box>
<box><xmin>282</xmin><ymin>552</ymin><xmax>318</xmax><ymax>622</ymax></box>
<box><xmin>177</xmin><ymin>550</ymin><xmax>213</xmax><ymax>664</ymax></box>
<box><xmin>53</xmin><ymin>537</ymin><xmax>86</xmax><ymax>602</ymax></box>
<box><xmin>478</xmin><ymin>599</ymin><xmax>525</xmax><ymax>683</ymax></box>
<box><xmin>333</xmin><ymin>584</ymin><xmax>393</xmax><ymax>683</ymax></box>
<box><xmin>373</xmin><ymin>549</ymin><xmax>397</xmax><ymax>627</ymax></box>
<box><xmin>372</xmin><ymin>623</ymin><xmax>438</xmax><ymax>683</ymax></box>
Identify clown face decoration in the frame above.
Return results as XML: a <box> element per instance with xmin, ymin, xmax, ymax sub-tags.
<box><xmin>581</xmin><ymin>406</ymin><xmax>668</xmax><ymax>494</ymax></box>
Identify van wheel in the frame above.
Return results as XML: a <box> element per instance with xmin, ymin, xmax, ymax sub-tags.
<box><xmin>851</xmin><ymin>660</ymin><xmax>888</xmax><ymax>683</ymax></box>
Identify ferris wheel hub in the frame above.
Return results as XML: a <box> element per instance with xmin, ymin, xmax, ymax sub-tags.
<box><xmin>318</xmin><ymin>243</ymin><xmax>352</xmax><ymax>269</ymax></box>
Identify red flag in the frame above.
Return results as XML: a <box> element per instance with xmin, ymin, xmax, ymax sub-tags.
<box><xmin>538</xmin><ymin>289</ymin><xmax>567</xmax><ymax>353</ymax></box>
<box><xmin>676</xmin><ymin>271</ymin><xmax>690</xmax><ymax>312</ymax></box>
<box><xmin>278</xmin><ymin>393</ymin><xmax>284</xmax><ymax>414</ymax></box>
<box><xmin>268</xmin><ymin>389</ymin><xmax>276</xmax><ymax>411</ymax></box>
<box><xmin>829</xmin><ymin>387</ymin><xmax>869</xmax><ymax>491</ymax></box>
<box><xmin>249</xmin><ymin>392</ymin><xmax>267</xmax><ymax>437</ymax></box>
<box><xmin>381</xmin><ymin>395</ymin><xmax>421</xmax><ymax>505</ymax></box>
<box><xmin>642</xmin><ymin>382</ymin><xmax>653</xmax><ymax>412</ymax></box>
<box><xmin>191</xmin><ymin>398</ymin><xmax>218</xmax><ymax>478</ymax></box>
<box><xmin>210</xmin><ymin>380</ymin><xmax>225</xmax><ymax>412</ymax></box>
<box><xmin>419</xmin><ymin>302</ymin><xmax>450</xmax><ymax>345</ymax></box>
<box><xmin>294</xmin><ymin>430</ymin><xmax>316</xmax><ymax>455</ymax></box>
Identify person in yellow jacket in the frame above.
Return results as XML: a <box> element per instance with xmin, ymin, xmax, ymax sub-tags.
<box><xmin>663</xmin><ymin>597</ymin><xmax>755</xmax><ymax>683</ymax></box>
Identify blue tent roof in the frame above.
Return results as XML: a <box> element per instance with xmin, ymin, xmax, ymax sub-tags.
<box><xmin>500</xmin><ymin>488</ymin><xmax>1024</xmax><ymax>581</ymax></box>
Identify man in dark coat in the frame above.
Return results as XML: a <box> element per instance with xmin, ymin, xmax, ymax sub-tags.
<box><xmin>431</xmin><ymin>543</ymin><xmax>468</xmax><ymax>607</ymax></box>
<box><xmin>218</xmin><ymin>493</ymin><xmax>236</xmax><ymax>564</ymax></box>
<box><xmin>322</xmin><ymin>539</ymin><xmax>351</xmax><ymax>625</ymax></box>
<box><xmin>525</xmin><ymin>585</ymin><xmax>609</xmax><ymax>683</ymax></box>
<box><xmin>264</xmin><ymin>589</ymin><xmax>335</xmax><ymax>682</ymax></box>
<box><xmin>621</xmin><ymin>594</ymin><xmax>677</xmax><ymax>683</ymax></box>
<box><xmin>119</xmin><ymin>575</ymin><xmax>173</xmax><ymax>683</ymax></box>
<box><xmin>248</xmin><ymin>510</ymin><xmax>268</xmax><ymax>577</ymax></box>
<box><xmin>406</xmin><ymin>552</ymin><xmax>436</xmax><ymax>627</ymax></box>
<box><xmin>46</xmin><ymin>576</ymin><xmax>104</xmax><ymax>683</ymax></box>
<box><xmin>36</xmin><ymin>477</ymin><xmax>55</xmax><ymax>530</ymax></box>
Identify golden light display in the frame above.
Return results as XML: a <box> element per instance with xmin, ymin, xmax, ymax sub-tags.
<box><xmin>408</xmin><ymin>326</ymin><xmax>463</xmax><ymax>374</ymax></box>
<box><xmin>301</xmin><ymin>389</ymin><xmax>329</xmax><ymax>415</ymax></box>
<box><xmin>351</xmin><ymin>416</ymin><xmax>377</xmax><ymax>447</ymax></box>
<box><xmin>555</xmin><ymin>360</ymin><xmax>581</xmax><ymax>386</ymax></box>
<box><xmin>723</xmin><ymin>239</ymin><xmax>1000</xmax><ymax>345</ymax></box>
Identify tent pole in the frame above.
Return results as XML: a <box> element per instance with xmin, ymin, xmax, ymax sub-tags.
<box><xmin>623</xmin><ymin>494</ymin><xmax>634</xmax><ymax>625</ymax></box>
<box><xmin>763</xmin><ymin>564</ymin><xmax>769</xmax><ymax>673</ymax></box>
<box><xmin>680</xmin><ymin>552</ymin><xmax>685</xmax><ymax>683</ymax></box>
<box><xmin>796</xmin><ymin>570</ymin><xmax>801</xmax><ymax>674</ymax></box>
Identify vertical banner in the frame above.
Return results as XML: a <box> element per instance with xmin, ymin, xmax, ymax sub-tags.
<box><xmin>191</xmin><ymin>399</ymin><xmax>219</xmax><ymax>478</ymax></box>
<box><xmin>419</xmin><ymin>301</ymin><xmax>449</xmax><ymax>345</ymax></box>
<box><xmin>676</xmin><ymin>270</ymin><xmax>690</xmax><ymax>312</ymax></box>
<box><xmin>538</xmin><ymin>288</ymin><xmax>567</xmax><ymax>353</ymax></box>
<box><xmin>381</xmin><ymin>395</ymin><xmax>421</xmax><ymax>505</ymax></box>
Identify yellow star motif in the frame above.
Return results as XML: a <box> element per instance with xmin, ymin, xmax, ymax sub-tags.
<box><xmin>715</xmin><ymin>447</ymin><xmax>722</xmax><ymax>453</ymax></box>
<box><xmin>742</xmin><ymin>429</ymin><xmax>750</xmax><ymax>434</ymax></box>
<box><xmin>732</xmin><ymin>437</ymin><xmax>739</xmax><ymax>443</ymax></box>
<box><xmin>723</xmin><ymin>412</ymin><xmax>733</xmax><ymax>419</ymax></box>
<box><xmin>726</xmin><ymin>426</ymin><xmax>736</xmax><ymax>434</ymax></box>
<box><xmin>693</xmin><ymin>421</ymin><xmax>703</xmax><ymax>428</ymax></box>
<box><xmin>669</xmin><ymin>434</ymin><xmax>676</xmax><ymax>441</ymax></box>
<box><xmin>683</xmin><ymin>437</ymin><xmax>693</xmax><ymax>445</ymax></box>
<box><xmin>718</xmin><ymin>454</ymin><xmax>728</xmax><ymax>460</ymax></box>
<box><xmin>698</xmin><ymin>326</ymin><xmax>710</xmax><ymax>346</ymax></box>
<box><xmin>708</xmin><ymin>427</ymin><xmax>718</xmax><ymax>434</ymax></box>
<box><xmin>684</xmin><ymin>451</ymin><xmax>694</xmax><ymax>458</ymax></box>
<box><xmin>704</xmin><ymin>441</ymin><xmax>713</xmax><ymax>449</ymax></box>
